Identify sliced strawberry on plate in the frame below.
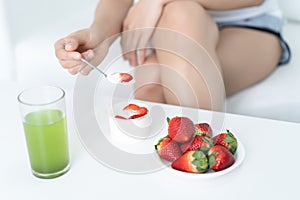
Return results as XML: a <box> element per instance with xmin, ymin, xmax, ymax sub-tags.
<box><xmin>195</xmin><ymin>123</ymin><xmax>213</xmax><ymax>137</ymax></box>
<box><xmin>119</xmin><ymin>73</ymin><xmax>133</xmax><ymax>83</ymax></box>
<box><xmin>180</xmin><ymin>135</ymin><xmax>213</xmax><ymax>153</ymax></box>
<box><xmin>172</xmin><ymin>150</ymin><xmax>208</xmax><ymax>173</ymax></box>
<box><xmin>155</xmin><ymin>137</ymin><xmax>182</xmax><ymax>162</ymax></box>
<box><xmin>208</xmin><ymin>145</ymin><xmax>235</xmax><ymax>171</ymax></box>
<box><xmin>168</xmin><ymin>116</ymin><xmax>195</xmax><ymax>143</ymax></box>
<box><xmin>128</xmin><ymin>107</ymin><xmax>148</xmax><ymax>119</ymax></box>
<box><xmin>123</xmin><ymin>103</ymin><xmax>140</xmax><ymax>112</ymax></box>
<box><xmin>213</xmin><ymin>130</ymin><xmax>238</xmax><ymax>154</ymax></box>
<box><xmin>114</xmin><ymin>115</ymin><xmax>127</xmax><ymax>120</ymax></box>
<box><xmin>123</xmin><ymin>104</ymin><xmax>148</xmax><ymax>119</ymax></box>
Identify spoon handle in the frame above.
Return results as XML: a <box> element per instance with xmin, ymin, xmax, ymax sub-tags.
<box><xmin>80</xmin><ymin>58</ymin><xmax>107</xmax><ymax>77</ymax></box>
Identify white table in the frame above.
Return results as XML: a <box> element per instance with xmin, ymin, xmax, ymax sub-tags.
<box><xmin>1</xmin><ymin>81</ymin><xmax>300</xmax><ymax>200</ymax></box>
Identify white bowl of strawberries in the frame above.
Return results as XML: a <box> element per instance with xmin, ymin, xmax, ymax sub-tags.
<box><xmin>155</xmin><ymin>116</ymin><xmax>245</xmax><ymax>177</ymax></box>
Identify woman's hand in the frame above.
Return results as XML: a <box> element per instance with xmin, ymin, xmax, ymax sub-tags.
<box><xmin>121</xmin><ymin>0</ymin><xmax>164</xmax><ymax>66</ymax></box>
<box><xmin>54</xmin><ymin>29</ymin><xmax>109</xmax><ymax>75</ymax></box>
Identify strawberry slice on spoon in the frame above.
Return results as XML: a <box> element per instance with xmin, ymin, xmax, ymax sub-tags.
<box><xmin>110</xmin><ymin>72</ymin><xmax>133</xmax><ymax>83</ymax></box>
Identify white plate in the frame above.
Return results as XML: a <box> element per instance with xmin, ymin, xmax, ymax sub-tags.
<box><xmin>165</xmin><ymin>139</ymin><xmax>246</xmax><ymax>179</ymax></box>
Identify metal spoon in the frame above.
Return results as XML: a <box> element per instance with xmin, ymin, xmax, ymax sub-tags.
<box><xmin>80</xmin><ymin>58</ymin><xmax>108</xmax><ymax>77</ymax></box>
<box><xmin>80</xmin><ymin>58</ymin><xmax>134</xmax><ymax>84</ymax></box>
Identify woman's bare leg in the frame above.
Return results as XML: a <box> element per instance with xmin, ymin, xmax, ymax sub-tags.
<box><xmin>134</xmin><ymin>1</ymin><xmax>281</xmax><ymax>110</ymax></box>
<box><xmin>153</xmin><ymin>1</ymin><xmax>225</xmax><ymax>111</ymax></box>
<box><xmin>217</xmin><ymin>27</ymin><xmax>281</xmax><ymax>96</ymax></box>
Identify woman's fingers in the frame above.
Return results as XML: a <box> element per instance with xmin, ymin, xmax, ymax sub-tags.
<box><xmin>57</xmin><ymin>49</ymin><xmax>93</xmax><ymax>70</ymax></box>
<box><xmin>127</xmin><ymin>51</ymin><xmax>138</xmax><ymax>66</ymax></box>
<box><xmin>55</xmin><ymin>37</ymin><xmax>82</xmax><ymax>58</ymax></box>
<box><xmin>120</xmin><ymin>31</ymin><xmax>132</xmax><ymax>60</ymax></box>
<box><xmin>78</xmin><ymin>50</ymin><xmax>95</xmax><ymax>75</ymax></box>
<box><xmin>138</xmin><ymin>49</ymin><xmax>146</xmax><ymax>65</ymax></box>
<box><xmin>55</xmin><ymin>45</ymin><xmax>81</xmax><ymax>61</ymax></box>
<box><xmin>54</xmin><ymin>29</ymin><xmax>109</xmax><ymax>76</ymax></box>
<box><xmin>54</xmin><ymin>30</ymin><xmax>91</xmax><ymax>67</ymax></box>
<box><xmin>60</xmin><ymin>49</ymin><xmax>94</xmax><ymax>75</ymax></box>
<box><xmin>82</xmin><ymin>49</ymin><xmax>94</xmax><ymax>60</ymax></box>
<box><xmin>68</xmin><ymin>64</ymin><xmax>85</xmax><ymax>75</ymax></box>
<box><xmin>80</xmin><ymin>66</ymin><xmax>93</xmax><ymax>76</ymax></box>
<box><xmin>59</xmin><ymin>60</ymin><xmax>83</xmax><ymax>69</ymax></box>
<box><xmin>121</xmin><ymin>30</ymin><xmax>142</xmax><ymax>66</ymax></box>
<box><xmin>120</xmin><ymin>0</ymin><xmax>163</xmax><ymax>66</ymax></box>
<box><xmin>121</xmin><ymin>27</ymin><xmax>154</xmax><ymax>66</ymax></box>
<box><xmin>63</xmin><ymin>31</ymin><xmax>90</xmax><ymax>51</ymax></box>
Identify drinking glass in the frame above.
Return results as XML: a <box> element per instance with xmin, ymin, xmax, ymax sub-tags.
<box><xmin>18</xmin><ymin>86</ymin><xmax>70</xmax><ymax>179</ymax></box>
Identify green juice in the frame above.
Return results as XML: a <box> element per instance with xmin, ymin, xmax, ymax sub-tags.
<box><xmin>23</xmin><ymin>109</ymin><xmax>70</xmax><ymax>177</ymax></box>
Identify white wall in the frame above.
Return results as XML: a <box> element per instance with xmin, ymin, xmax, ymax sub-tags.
<box><xmin>3</xmin><ymin>0</ymin><xmax>97</xmax><ymax>45</ymax></box>
<box><xmin>0</xmin><ymin>0</ymin><xmax>14</xmax><ymax>80</ymax></box>
<box><xmin>1</xmin><ymin>0</ymin><xmax>98</xmax><ymax>87</ymax></box>
<box><xmin>277</xmin><ymin>0</ymin><xmax>300</xmax><ymax>22</ymax></box>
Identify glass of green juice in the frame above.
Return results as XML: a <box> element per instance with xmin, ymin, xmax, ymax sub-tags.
<box><xmin>18</xmin><ymin>86</ymin><xmax>70</xmax><ymax>179</ymax></box>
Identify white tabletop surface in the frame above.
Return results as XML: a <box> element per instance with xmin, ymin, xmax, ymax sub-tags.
<box><xmin>1</xmin><ymin>81</ymin><xmax>300</xmax><ymax>200</ymax></box>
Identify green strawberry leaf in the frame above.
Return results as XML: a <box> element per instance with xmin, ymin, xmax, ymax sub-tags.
<box><xmin>192</xmin><ymin>151</ymin><xmax>208</xmax><ymax>173</ymax></box>
<box><xmin>200</xmin><ymin>146</ymin><xmax>209</xmax><ymax>153</ymax></box>
<box><xmin>154</xmin><ymin>140</ymin><xmax>161</xmax><ymax>150</ymax></box>
<box><xmin>192</xmin><ymin>159</ymin><xmax>208</xmax><ymax>173</ymax></box>
<box><xmin>224</xmin><ymin>135</ymin><xmax>235</xmax><ymax>143</ymax></box>
<box><xmin>203</xmin><ymin>137</ymin><xmax>213</xmax><ymax>147</ymax></box>
<box><xmin>194</xmin><ymin>131</ymin><xmax>201</xmax><ymax>137</ymax></box>
<box><xmin>154</xmin><ymin>136</ymin><xmax>169</xmax><ymax>150</ymax></box>
<box><xmin>226</xmin><ymin>130</ymin><xmax>236</xmax><ymax>140</ymax></box>
<box><xmin>208</xmin><ymin>152</ymin><xmax>217</xmax><ymax>169</ymax></box>
<box><xmin>225</xmin><ymin>130</ymin><xmax>238</xmax><ymax>154</ymax></box>
<box><xmin>167</xmin><ymin>117</ymin><xmax>170</xmax><ymax>124</ymax></box>
<box><xmin>194</xmin><ymin>129</ymin><xmax>206</xmax><ymax>137</ymax></box>
<box><xmin>192</xmin><ymin>150</ymin><xmax>201</xmax><ymax>158</ymax></box>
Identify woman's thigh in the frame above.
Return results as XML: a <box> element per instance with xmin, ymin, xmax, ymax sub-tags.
<box><xmin>217</xmin><ymin>27</ymin><xmax>281</xmax><ymax>96</ymax></box>
<box><xmin>153</xmin><ymin>1</ymin><xmax>224</xmax><ymax>110</ymax></box>
<box><xmin>135</xmin><ymin>1</ymin><xmax>223</xmax><ymax>108</ymax></box>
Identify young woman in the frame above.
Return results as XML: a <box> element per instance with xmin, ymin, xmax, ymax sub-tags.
<box><xmin>54</xmin><ymin>0</ymin><xmax>290</xmax><ymax>111</ymax></box>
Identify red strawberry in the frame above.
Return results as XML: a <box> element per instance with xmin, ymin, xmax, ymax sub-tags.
<box><xmin>195</xmin><ymin>123</ymin><xmax>213</xmax><ymax>137</ymax></box>
<box><xmin>213</xmin><ymin>130</ymin><xmax>238</xmax><ymax>154</ymax></box>
<box><xmin>208</xmin><ymin>145</ymin><xmax>235</xmax><ymax>171</ymax></box>
<box><xmin>168</xmin><ymin>116</ymin><xmax>195</xmax><ymax>143</ymax></box>
<box><xmin>128</xmin><ymin>107</ymin><xmax>148</xmax><ymax>119</ymax></box>
<box><xmin>123</xmin><ymin>104</ymin><xmax>140</xmax><ymax>112</ymax></box>
<box><xmin>155</xmin><ymin>137</ymin><xmax>181</xmax><ymax>162</ymax></box>
<box><xmin>172</xmin><ymin>150</ymin><xmax>208</xmax><ymax>173</ymax></box>
<box><xmin>114</xmin><ymin>115</ymin><xmax>127</xmax><ymax>120</ymax></box>
<box><xmin>180</xmin><ymin>135</ymin><xmax>213</xmax><ymax>153</ymax></box>
<box><xmin>119</xmin><ymin>73</ymin><xmax>133</xmax><ymax>83</ymax></box>
<box><xmin>123</xmin><ymin>104</ymin><xmax>148</xmax><ymax>119</ymax></box>
<box><xmin>137</xmin><ymin>107</ymin><xmax>148</xmax><ymax>115</ymax></box>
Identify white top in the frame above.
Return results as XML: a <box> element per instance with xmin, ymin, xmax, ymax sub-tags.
<box><xmin>208</xmin><ymin>0</ymin><xmax>282</xmax><ymax>22</ymax></box>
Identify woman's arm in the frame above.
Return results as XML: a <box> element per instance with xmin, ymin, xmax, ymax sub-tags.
<box><xmin>161</xmin><ymin>0</ymin><xmax>265</xmax><ymax>11</ymax></box>
<box><xmin>90</xmin><ymin>0</ymin><xmax>134</xmax><ymax>43</ymax></box>
<box><xmin>54</xmin><ymin>0</ymin><xmax>134</xmax><ymax>75</ymax></box>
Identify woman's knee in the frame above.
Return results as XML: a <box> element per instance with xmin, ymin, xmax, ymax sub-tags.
<box><xmin>159</xmin><ymin>1</ymin><xmax>208</xmax><ymax>28</ymax></box>
<box><xmin>157</xmin><ymin>1</ymin><xmax>219</xmax><ymax>49</ymax></box>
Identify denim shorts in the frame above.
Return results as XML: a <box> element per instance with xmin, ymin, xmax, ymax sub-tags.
<box><xmin>216</xmin><ymin>14</ymin><xmax>291</xmax><ymax>65</ymax></box>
